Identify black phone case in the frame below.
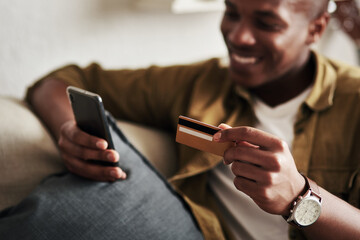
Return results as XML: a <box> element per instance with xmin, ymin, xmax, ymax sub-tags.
<box><xmin>67</xmin><ymin>86</ymin><xmax>118</xmax><ymax>167</ymax></box>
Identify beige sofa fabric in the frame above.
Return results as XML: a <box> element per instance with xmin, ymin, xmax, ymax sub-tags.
<box><xmin>0</xmin><ymin>97</ymin><xmax>64</xmax><ymax>211</ymax></box>
<box><xmin>116</xmin><ymin>121</ymin><xmax>178</xmax><ymax>179</ymax></box>
<box><xmin>0</xmin><ymin>97</ymin><xmax>177</xmax><ymax>211</ymax></box>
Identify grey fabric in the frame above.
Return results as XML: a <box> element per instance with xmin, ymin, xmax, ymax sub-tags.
<box><xmin>0</xmin><ymin>114</ymin><xmax>203</xmax><ymax>240</ymax></box>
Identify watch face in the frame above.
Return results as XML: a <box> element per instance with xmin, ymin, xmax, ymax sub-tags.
<box><xmin>294</xmin><ymin>196</ymin><xmax>321</xmax><ymax>226</ymax></box>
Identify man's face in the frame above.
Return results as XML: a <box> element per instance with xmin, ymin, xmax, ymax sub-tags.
<box><xmin>221</xmin><ymin>0</ymin><xmax>314</xmax><ymax>88</ymax></box>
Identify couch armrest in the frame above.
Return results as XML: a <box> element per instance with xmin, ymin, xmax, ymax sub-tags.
<box><xmin>0</xmin><ymin>97</ymin><xmax>64</xmax><ymax>210</ymax></box>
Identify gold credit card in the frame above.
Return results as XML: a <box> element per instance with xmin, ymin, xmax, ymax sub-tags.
<box><xmin>176</xmin><ymin>116</ymin><xmax>234</xmax><ymax>156</ymax></box>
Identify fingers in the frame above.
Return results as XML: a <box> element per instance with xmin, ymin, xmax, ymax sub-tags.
<box><xmin>60</xmin><ymin>121</ymin><xmax>108</xmax><ymax>150</ymax></box>
<box><xmin>230</xmin><ymin>160</ymin><xmax>275</xmax><ymax>185</ymax></box>
<box><xmin>214</xmin><ymin>126</ymin><xmax>287</xmax><ymax>151</ymax></box>
<box><xmin>217</xmin><ymin>123</ymin><xmax>259</xmax><ymax>148</ymax></box>
<box><xmin>61</xmin><ymin>152</ymin><xmax>126</xmax><ymax>182</ymax></box>
<box><xmin>232</xmin><ymin>176</ymin><xmax>276</xmax><ymax>213</ymax></box>
<box><xmin>223</xmin><ymin>146</ymin><xmax>282</xmax><ymax>171</ymax></box>
<box><xmin>233</xmin><ymin>176</ymin><xmax>258</xmax><ymax>195</ymax></box>
<box><xmin>214</xmin><ymin>125</ymin><xmax>303</xmax><ymax>215</ymax></box>
<box><xmin>218</xmin><ymin>123</ymin><xmax>232</xmax><ymax>130</ymax></box>
<box><xmin>59</xmin><ymin>135</ymin><xmax>118</xmax><ymax>163</ymax></box>
<box><xmin>58</xmin><ymin>120</ymin><xmax>126</xmax><ymax>182</ymax></box>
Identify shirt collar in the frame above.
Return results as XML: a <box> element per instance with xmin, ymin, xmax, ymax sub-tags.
<box><xmin>305</xmin><ymin>50</ymin><xmax>336</xmax><ymax>111</ymax></box>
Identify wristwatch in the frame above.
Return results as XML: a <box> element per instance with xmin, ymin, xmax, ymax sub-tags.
<box><xmin>285</xmin><ymin>174</ymin><xmax>322</xmax><ymax>227</ymax></box>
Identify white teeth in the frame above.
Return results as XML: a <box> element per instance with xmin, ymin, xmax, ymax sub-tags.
<box><xmin>232</xmin><ymin>54</ymin><xmax>257</xmax><ymax>64</ymax></box>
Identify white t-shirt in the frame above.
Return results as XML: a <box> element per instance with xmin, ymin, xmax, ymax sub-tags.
<box><xmin>209</xmin><ymin>86</ymin><xmax>312</xmax><ymax>240</ymax></box>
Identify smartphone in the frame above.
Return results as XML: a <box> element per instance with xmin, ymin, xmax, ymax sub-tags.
<box><xmin>66</xmin><ymin>86</ymin><xmax>118</xmax><ymax>166</ymax></box>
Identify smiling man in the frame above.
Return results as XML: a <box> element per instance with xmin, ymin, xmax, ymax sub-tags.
<box><xmin>1</xmin><ymin>0</ymin><xmax>360</xmax><ymax>239</ymax></box>
<box><xmin>210</xmin><ymin>0</ymin><xmax>360</xmax><ymax>239</ymax></box>
<box><xmin>222</xmin><ymin>0</ymin><xmax>328</xmax><ymax>105</ymax></box>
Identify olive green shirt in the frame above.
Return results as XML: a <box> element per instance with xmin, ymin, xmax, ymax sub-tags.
<box><xmin>27</xmin><ymin>51</ymin><xmax>360</xmax><ymax>240</ymax></box>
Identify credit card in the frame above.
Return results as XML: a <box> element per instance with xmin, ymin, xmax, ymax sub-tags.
<box><xmin>176</xmin><ymin>115</ymin><xmax>234</xmax><ymax>156</ymax></box>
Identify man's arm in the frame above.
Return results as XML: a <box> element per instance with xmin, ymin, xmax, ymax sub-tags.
<box><xmin>29</xmin><ymin>78</ymin><xmax>126</xmax><ymax>182</ymax></box>
<box><xmin>29</xmin><ymin>78</ymin><xmax>73</xmax><ymax>139</ymax></box>
<box><xmin>214</xmin><ymin>126</ymin><xmax>360</xmax><ymax>239</ymax></box>
<box><xmin>304</xmin><ymin>186</ymin><xmax>360</xmax><ymax>239</ymax></box>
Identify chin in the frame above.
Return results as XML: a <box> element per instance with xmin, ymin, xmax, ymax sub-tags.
<box><xmin>229</xmin><ymin>70</ymin><xmax>265</xmax><ymax>89</ymax></box>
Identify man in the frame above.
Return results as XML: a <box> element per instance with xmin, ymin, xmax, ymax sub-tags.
<box><xmin>2</xmin><ymin>0</ymin><xmax>360</xmax><ymax>239</ymax></box>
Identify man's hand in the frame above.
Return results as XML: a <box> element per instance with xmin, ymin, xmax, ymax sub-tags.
<box><xmin>214</xmin><ymin>125</ymin><xmax>305</xmax><ymax>216</ymax></box>
<box><xmin>58</xmin><ymin>120</ymin><xmax>127</xmax><ymax>182</ymax></box>
<box><xmin>29</xmin><ymin>78</ymin><xmax>126</xmax><ymax>182</ymax></box>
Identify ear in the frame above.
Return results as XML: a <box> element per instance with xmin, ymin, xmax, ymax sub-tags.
<box><xmin>306</xmin><ymin>12</ymin><xmax>330</xmax><ymax>45</ymax></box>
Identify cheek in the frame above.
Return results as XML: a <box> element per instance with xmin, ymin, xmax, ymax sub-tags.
<box><xmin>270</xmin><ymin>37</ymin><xmax>292</xmax><ymax>63</ymax></box>
<box><xmin>266</xmin><ymin>31</ymin><xmax>309</xmax><ymax>68</ymax></box>
<box><xmin>220</xmin><ymin>19</ymin><xmax>233</xmax><ymax>43</ymax></box>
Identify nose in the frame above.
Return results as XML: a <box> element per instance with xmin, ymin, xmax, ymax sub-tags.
<box><xmin>228</xmin><ymin>21</ymin><xmax>256</xmax><ymax>46</ymax></box>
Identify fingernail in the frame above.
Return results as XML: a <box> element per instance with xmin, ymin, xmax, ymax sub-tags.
<box><xmin>96</xmin><ymin>141</ymin><xmax>107</xmax><ymax>149</ymax></box>
<box><xmin>213</xmin><ymin>132</ymin><xmax>221</xmax><ymax>142</ymax></box>
<box><xmin>219</xmin><ymin>123</ymin><xmax>232</xmax><ymax>129</ymax></box>
<box><xmin>109</xmin><ymin>169</ymin><xmax>119</xmax><ymax>178</ymax></box>
<box><xmin>107</xmin><ymin>153</ymin><xmax>115</xmax><ymax>161</ymax></box>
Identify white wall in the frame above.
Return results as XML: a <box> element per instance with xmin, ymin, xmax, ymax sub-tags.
<box><xmin>0</xmin><ymin>0</ymin><xmax>226</xmax><ymax>98</ymax></box>
<box><xmin>0</xmin><ymin>0</ymin><xmax>358</xmax><ymax>99</ymax></box>
<box><xmin>314</xmin><ymin>18</ymin><xmax>359</xmax><ymax>66</ymax></box>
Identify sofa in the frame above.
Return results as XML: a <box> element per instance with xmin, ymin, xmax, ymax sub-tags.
<box><xmin>0</xmin><ymin>96</ymin><xmax>178</xmax><ymax>211</ymax></box>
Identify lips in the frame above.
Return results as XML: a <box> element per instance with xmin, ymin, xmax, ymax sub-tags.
<box><xmin>229</xmin><ymin>51</ymin><xmax>263</xmax><ymax>74</ymax></box>
<box><xmin>232</xmin><ymin>53</ymin><xmax>259</xmax><ymax>65</ymax></box>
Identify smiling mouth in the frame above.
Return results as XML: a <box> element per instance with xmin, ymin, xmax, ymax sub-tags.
<box><xmin>231</xmin><ymin>53</ymin><xmax>260</xmax><ymax>65</ymax></box>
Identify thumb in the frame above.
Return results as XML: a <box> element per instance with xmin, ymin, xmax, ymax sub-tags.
<box><xmin>213</xmin><ymin>123</ymin><xmax>232</xmax><ymax>141</ymax></box>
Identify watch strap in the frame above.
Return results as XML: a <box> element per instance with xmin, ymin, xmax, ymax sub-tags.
<box><xmin>283</xmin><ymin>173</ymin><xmax>322</xmax><ymax>227</ymax></box>
<box><xmin>306</xmin><ymin>175</ymin><xmax>321</xmax><ymax>201</ymax></box>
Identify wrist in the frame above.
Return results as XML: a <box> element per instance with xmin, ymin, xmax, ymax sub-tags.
<box><xmin>283</xmin><ymin>174</ymin><xmax>322</xmax><ymax>227</ymax></box>
<box><xmin>282</xmin><ymin>173</ymin><xmax>307</xmax><ymax>217</ymax></box>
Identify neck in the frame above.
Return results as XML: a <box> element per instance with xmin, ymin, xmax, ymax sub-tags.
<box><xmin>250</xmin><ymin>52</ymin><xmax>316</xmax><ymax>107</ymax></box>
